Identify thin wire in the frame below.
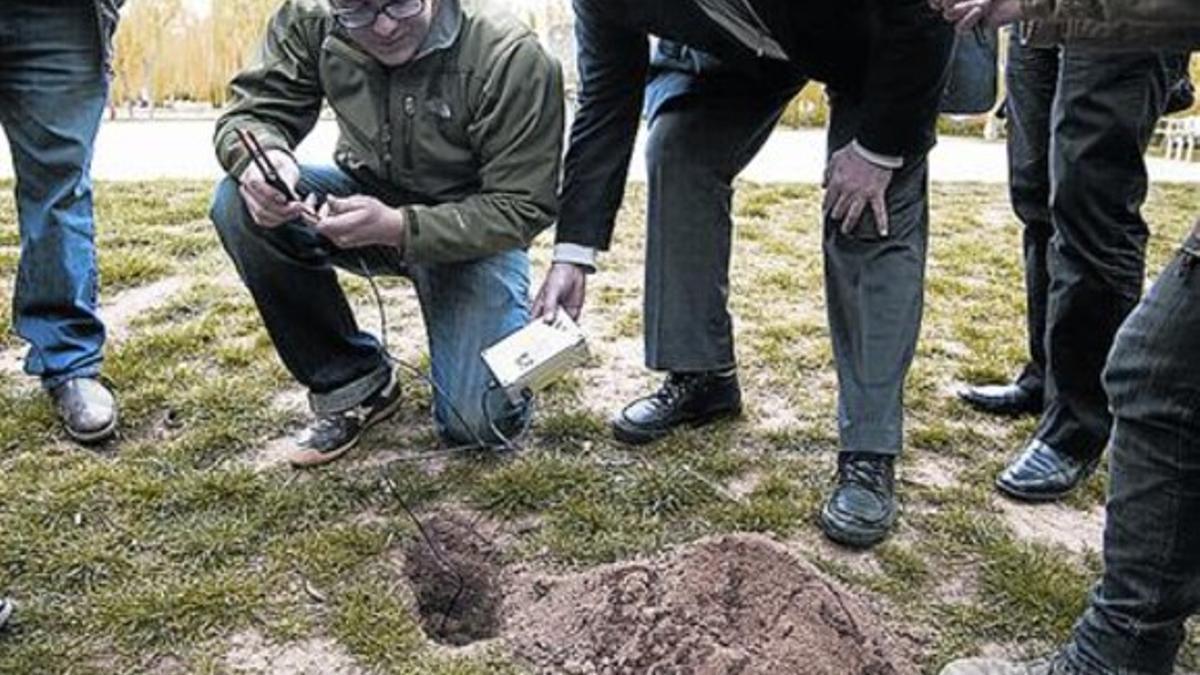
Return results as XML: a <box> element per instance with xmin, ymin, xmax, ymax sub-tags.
<box><xmin>380</xmin><ymin>470</ymin><xmax>466</xmax><ymax>636</ymax></box>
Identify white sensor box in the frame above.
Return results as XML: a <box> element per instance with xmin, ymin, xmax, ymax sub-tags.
<box><xmin>481</xmin><ymin>313</ymin><xmax>590</xmax><ymax>403</ymax></box>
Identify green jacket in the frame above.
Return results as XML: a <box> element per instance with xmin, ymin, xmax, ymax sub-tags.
<box><xmin>214</xmin><ymin>0</ymin><xmax>564</xmax><ymax>264</ymax></box>
<box><xmin>1022</xmin><ymin>0</ymin><xmax>1200</xmax><ymax>48</ymax></box>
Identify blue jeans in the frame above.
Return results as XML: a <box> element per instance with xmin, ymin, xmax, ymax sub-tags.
<box><xmin>0</xmin><ymin>1</ymin><xmax>108</xmax><ymax>388</ymax></box>
<box><xmin>210</xmin><ymin>165</ymin><xmax>532</xmax><ymax>444</ymax></box>
<box><xmin>1067</xmin><ymin>230</ymin><xmax>1200</xmax><ymax>674</ymax></box>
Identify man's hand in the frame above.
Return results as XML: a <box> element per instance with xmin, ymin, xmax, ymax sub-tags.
<box><xmin>314</xmin><ymin>195</ymin><xmax>407</xmax><ymax>250</ymax></box>
<box><xmin>933</xmin><ymin>0</ymin><xmax>1022</xmax><ymax>32</ymax></box>
<box><xmin>823</xmin><ymin>145</ymin><xmax>894</xmax><ymax>238</ymax></box>
<box><xmin>238</xmin><ymin>149</ymin><xmax>313</xmax><ymax>228</ymax></box>
<box><xmin>532</xmin><ymin>262</ymin><xmax>587</xmax><ymax>322</ymax></box>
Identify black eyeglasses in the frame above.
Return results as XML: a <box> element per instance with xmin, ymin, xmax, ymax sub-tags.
<box><xmin>332</xmin><ymin>0</ymin><xmax>425</xmax><ymax>29</ymax></box>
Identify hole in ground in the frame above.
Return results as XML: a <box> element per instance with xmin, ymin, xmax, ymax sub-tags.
<box><xmin>402</xmin><ymin>511</ymin><xmax>502</xmax><ymax>646</ymax></box>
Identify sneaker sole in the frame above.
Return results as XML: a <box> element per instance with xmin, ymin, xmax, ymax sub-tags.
<box><xmin>289</xmin><ymin>393</ymin><xmax>404</xmax><ymax>469</ymax></box>
<box><xmin>64</xmin><ymin>412</ymin><xmax>119</xmax><ymax>445</ymax></box>
<box><xmin>610</xmin><ymin>406</ymin><xmax>743</xmax><ymax>446</ymax></box>
<box><xmin>0</xmin><ymin>600</ymin><xmax>12</xmax><ymax>629</ymax></box>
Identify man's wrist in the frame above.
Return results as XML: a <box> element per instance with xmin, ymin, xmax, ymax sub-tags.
<box><xmin>553</xmin><ymin>243</ymin><xmax>598</xmax><ymax>273</ymax></box>
<box><xmin>850</xmin><ymin>140</ymin><xmax>903</xmax><ymax>170</ymax></box>
<box><xmin>393</xmin><ymin>207</ymin><xmax>410</xmax><ymax>252</ymax></box>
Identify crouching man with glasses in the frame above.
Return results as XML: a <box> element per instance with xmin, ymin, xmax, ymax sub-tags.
<box><xmin>209</xmin><ymin>0</ymin><xmax>563</xmax><ymax>466</ymax></box>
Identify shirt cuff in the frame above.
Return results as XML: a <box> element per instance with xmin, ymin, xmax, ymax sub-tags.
<box><xmin>553</xmin><ymin>243</ymin><xmax>598</xmax><ymax>273</ymax></box>
<box><xmin>851</xmin><ymin>140</ymin><xmax>904</xmax><ymax>170</ymax></box>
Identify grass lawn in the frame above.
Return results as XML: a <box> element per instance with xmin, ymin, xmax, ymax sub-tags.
<box><xmin>0</xmin><ymin>179</ymin><xmax>1196</xmax><ymax>674</ymax></box>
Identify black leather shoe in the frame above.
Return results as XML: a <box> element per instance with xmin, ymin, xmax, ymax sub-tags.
<box><xmin>820</xmin><ymin>453</ymin><xmax>897</xmax><ymax>549</ymax></box>
<box><xmin>996</xmin><ymin>440</ymin><xmax>1099</xmax><ymax>502</ymax></box>
<box><xmin>958</xmin><ymin>383</ymin><xmax>1043</xmax><ymax>417</ymax></box>
<box><xmin>611</xmin><ymin>370</ymin><xmax>742</xmax><ymax>445</ymax></box>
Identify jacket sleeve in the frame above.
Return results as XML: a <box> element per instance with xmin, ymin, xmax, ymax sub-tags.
<box><xmin>854</xmin><ymin>0</ymin><xmax>955</xmax><ymax>160</ymax></box>
<box><xmin>213</xmin><ymin>2</ymin><xmax>324</xmax><ymax>179</ymax></box>
<box><xmin>402</xmin><ymin>38</ymin><xmax>564</xmax><ymax>264</ymax></box>
<box><xmin>554</xmin><ymin>0</ymin><xmax>650</xmax><ymax>251</ymax></box>
<box><xmin>1023</xmin><ymin>0</ymin><xmax>1200</xmax><ymax>25</ymax></box>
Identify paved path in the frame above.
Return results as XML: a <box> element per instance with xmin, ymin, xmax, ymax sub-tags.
<box><xmin>3</xmin><ymin>118</ymin><xmax>1200</xmax><ymax>184</ymax></box>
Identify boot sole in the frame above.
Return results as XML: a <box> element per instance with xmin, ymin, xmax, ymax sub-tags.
<box><xmin>64</xmin><ymin>411</ymin><xmax>119</xmax><ymax>445</ymax></box>
<box><xmin>289</xmin><ymin>393</ymin><xmax>404</xmax><ymax>468</ymax></box>
<box><xmin>610</xmin><ymin>405</ymin><xmax>743</xmax><ymax>446</ymax></box>
<box><xmin>993</xmin><ymin>476</ymin><xmax>1078</xmax><ymax>503</ymax></box>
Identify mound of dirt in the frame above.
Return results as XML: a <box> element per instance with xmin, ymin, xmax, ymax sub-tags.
<box><xmin>504</xmin><ymin>533</ymin><xmax>914</xmax><ymax>675</ymax></box>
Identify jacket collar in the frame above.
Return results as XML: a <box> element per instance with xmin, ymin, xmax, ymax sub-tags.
<box><xmin>412</xmin><ymin>0</ymin><xmax>462</xmax><ymax>61</ymax></box>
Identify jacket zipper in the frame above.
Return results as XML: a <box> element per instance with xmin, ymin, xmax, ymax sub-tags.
<box><xmin>381</xmin><ymin>73</ymin><xmax>393</xmax><ymax>184</ymax></box>
<box><xmin>402</xmin><ymin>93</ymin><xmax>417</xmax><ymax>172</ymax></box>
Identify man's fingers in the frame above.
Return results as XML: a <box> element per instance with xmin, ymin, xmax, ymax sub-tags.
<box><xmin>531</xmin><ymin>285</ymin><xmax>557</xmax><ymax>322</ymax></box>
<box><xmin>245</xmin><ymin>177</ymin><xmax>289</xmax><ymax>206</ymax></box>
<box><xmin>871</xmin><ymin>194</ymin><xmax>889</xmax><ymax>238</ymax></box>
<box><xmin>822</xmin><ymin>180</ymin><xmax>839</xmax><ymax>215</ymax></box>
<box><xmin>954</xmin><ymin>6</ymin><xmax>985</xmax><ymax>32</ymax></box>
<box><xmin>240</xmin><ymin>184</ymin><xmax>280</xmax><ymax>228</ymax></box>
<box><xmin>324</xmin><ymin>194</ymin><xmax>371</xmax><ymax>215</ymax></box>
<box><xmin>830</xmin><ymin>191</ymin><xmax>853</xmax><ymax>222</ymax></box>
<box><xmin>565</xmin><ymin>279</ymin><xmax>586</xmax><ymax>321</ymax></box>
<box><xmin>843</xmin><ymin>198</ymin><xmax>867</xmax><ymax>236</ymax></box>
<box><xmin>318</xmin><ymin>207</ymin><xmax>368</xmax><ymax>232</ymax></box>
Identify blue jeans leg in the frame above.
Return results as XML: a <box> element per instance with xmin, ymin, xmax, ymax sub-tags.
<box><xmin>408</xmin><ymin>249</ymin><xmax>531</xmax><ymax>445</ymax></box>
<box><xmin>0</xmin><ymin>1</ymin><xmax>107</xmax><ymax>388</ymax></box>
<box><xmin>209</xmin><ymin>165</ymin><xmax>393</xmax><ymax>414</ymax></box>
<box><xmin>1069</xmin><ymin>231</ymin><xmax>1200</xmax><ymax>674</ymax></box>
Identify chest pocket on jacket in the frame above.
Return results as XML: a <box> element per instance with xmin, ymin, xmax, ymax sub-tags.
<box><xmin>320</xmin><ymin>37</ymin><xmax>385</xmax><ymax>152</ymax></box>
<box><xmin>404</xmin><ymin>69</ymin><xmax>479</xmax><ymax>197</ymax></box>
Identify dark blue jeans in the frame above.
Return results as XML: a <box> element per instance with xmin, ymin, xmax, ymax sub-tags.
<box><xmin>1067</xmin><ymin>229</ymin><xmax>1200</xmax><ymax>674</ymax></box>
<box><xmin>0</xmin><ymin>1</ymin><xmax>108</xmax><ymax>388</ymax></box>
<box><xmin>210</xmin><ymin>166</ymin><xmax>531</xmax><ymax>445</ymax></box>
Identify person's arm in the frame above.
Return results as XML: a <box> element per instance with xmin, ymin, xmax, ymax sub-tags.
<box><xmin>400</xmin><ymin>36</ymin><xmax>564</xmax><ymax>264</ymax></box>
<box><xmin>1022</xmin><ymin>0</ymin><xmax>1200</xmax><ymax>25</ymax></box>
<box><xmin>556</xmin><ymin>0</ymin><xmax>650</xmax><ymax>252</ymax></box>
<box><xmin>939</xmin><ymin>0</ymin><xmax>1200</xmax><ymax>33</ymax></box>
<box><xmin>855</xmin><ymin>0</ymin><xmax>956</xmax><ymax>160</ymax></box>
<box><xmin>212</xmin><ymin>1</ymin><xmax>325</xmax><ymax>180</ymax></box>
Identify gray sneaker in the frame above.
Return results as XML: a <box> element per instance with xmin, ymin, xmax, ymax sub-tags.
<box><xmin>50</xmin><ymin>377</ymin><xmax>118</xmax><ymax>444</ymax></box>
<box><xmin>288</xmin><ymin>371</ymin><xmax>402</xmax><ymax>468</ymax></box>
<box><xmin>0</xmin><ymin>598</ymin><xmax>12</xmax><ymax>629</ymax></box>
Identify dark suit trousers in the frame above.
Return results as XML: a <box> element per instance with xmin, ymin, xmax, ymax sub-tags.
<box><xmin>1031</xmin><ymin>46</ymin><xmax>1171</xmax><ymax>461</ymax></box>
<box><xmin>644</xmin><ymin>78</ymin><xmax>931</xmax><ymax>456</ymax></box>
<box><xmin>1004</xmin><ymin>34</ymin><xmax>1058</xmax><ymax>393</ymax></box>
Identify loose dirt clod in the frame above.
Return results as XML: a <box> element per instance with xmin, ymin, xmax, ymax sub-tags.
<box><xmin>505</xmin><ymin>533</ymin><xmax>915</xmax><ymax>675</ymax></box>
<box><xmin>402</xmin><ymin>511</ymin><xmax>503</xmax><ymax>647</ymax></box>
